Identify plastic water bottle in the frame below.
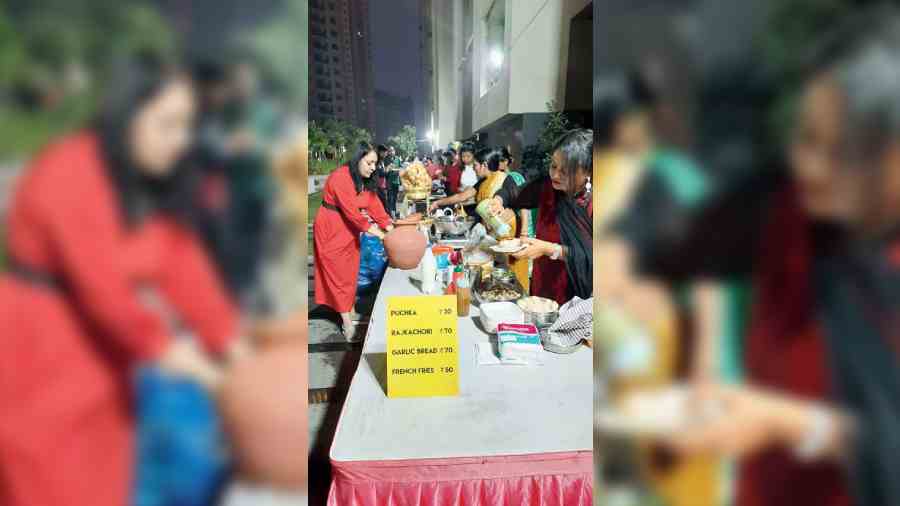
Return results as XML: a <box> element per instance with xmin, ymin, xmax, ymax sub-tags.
<box><xmin>420</xmin><ymin>247</ymin><xmax>437</xmax><ymax>294</ymax></box>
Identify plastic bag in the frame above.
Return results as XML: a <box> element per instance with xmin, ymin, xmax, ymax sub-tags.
<box><xmin>134</xmin><ymin>365</ymin><xmax>231</xmax><ymax>506</ymax></box>
<box><xmin>358</xmin><ymin>232</ymin><xmax>388</xmax><ymax>292</ymax></box>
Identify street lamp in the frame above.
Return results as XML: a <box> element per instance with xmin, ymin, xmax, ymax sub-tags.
<box><xmin>419</xmin><ymin>130</ymin><xmax>437</xmax><ymax>155</ymax></box>
<box><xmin>490</xmin><ymin>47</ymin><xmax>504</xmax><ymax>69</ymax></box>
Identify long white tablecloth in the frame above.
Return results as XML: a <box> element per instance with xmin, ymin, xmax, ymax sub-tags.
<box><xmin>330</xmin><ymin>266</ymin><xmax>593</xmax><ymax>462</ymax></box>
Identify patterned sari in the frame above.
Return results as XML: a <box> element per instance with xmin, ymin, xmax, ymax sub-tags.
<box><xmin>477</xmin><ymin>170</ymin><xmax>530</xmax><ymax>291</ymax></box>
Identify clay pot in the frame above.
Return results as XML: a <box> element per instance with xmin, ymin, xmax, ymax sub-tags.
<box><xmin>219</xmin><ymin>343</ymin><xmax>307</xmax><ymax>489</ymax></box>
<box><xmin>383</xmin><ymin>226</ymin><xmax>427</xmax><ymax>269</ymax></box>
<box><xmin>394</xmin><ymin>212</ymin><xmax>423</xmax><ymax>226</ymax></box>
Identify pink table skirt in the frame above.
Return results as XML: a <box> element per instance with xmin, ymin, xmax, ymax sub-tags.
<box><xmin>328</xmin><ymin>451</ymin><xmax>593</xmax><ymax>506</ymax></box>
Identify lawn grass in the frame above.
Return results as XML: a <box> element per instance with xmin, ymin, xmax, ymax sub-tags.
<box><xmin>310</xmin><ymin>158</ymin><xmax>339</xmax><ymax>175</ymax></box>
<box><xmin>308</xmin><ymin>191</ymin><xmax>322</xmax><ymax>244</ymax></box>
<box><xmin>0</xmin><ymin>95</ymin><xmax>95</xmax><ymax>159</ymax></box>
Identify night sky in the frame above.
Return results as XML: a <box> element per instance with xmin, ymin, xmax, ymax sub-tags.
<box><xmin>369</xmin><ymin>0</ymin><xmax>424</xmax><ymax>115</ymax></box>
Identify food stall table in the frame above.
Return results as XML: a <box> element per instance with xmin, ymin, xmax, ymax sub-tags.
<box><xmin>328</xmin><ymin>267</ymin><xmax>593</xmax><ymax>506</ymax></box>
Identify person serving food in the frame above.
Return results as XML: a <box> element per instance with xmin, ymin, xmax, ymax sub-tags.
<box><xmin>489</xmin><ymin>129</ymin><xmax>593</xmax><ymax>303</ymax></box>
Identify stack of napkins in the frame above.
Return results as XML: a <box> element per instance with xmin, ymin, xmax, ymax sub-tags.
<box><xmin>497</xmin><ymin>323</ymin><xmax>543</xmax><ymax>365</ymax></box>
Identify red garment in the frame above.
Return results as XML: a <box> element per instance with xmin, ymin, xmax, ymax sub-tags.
<box><xmin>314</xmin><ymin>166</ymin><xmax>391</xmax><ymax>313</ymax></box>
<box><xmin>445</xmin><ymin>163</ymin><xmax>461</xmax><ymax>195</ymax></box>
<box><xmin>0</xmin><ymin>132</ymin><xmax>237</xmax><ymax>506</ymax></box>
<box><xmin>739</xmin><ymin>189</ymin><xmax>851</xmax><ymax>506</ymax></box>
<box><xmin>531</xmin><ymin>181</ymin><xmax>571</xmax><ymax>304</ymax></box>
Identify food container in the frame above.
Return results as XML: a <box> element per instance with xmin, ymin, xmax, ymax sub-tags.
<box><xmin>384</xmin><ymin>227</ymin><xmax>427</xmax><ymax>269</ymax></box>
<box><xmin>434</xmin><ymin>215</ymin><xmax>476</xmax><ymax>236</ymax></box>
<box><xmin>541</xmin><ymin>334</ymin><xmax>582</xmax><ymax>354</ymax></box>
<box><xmin>473</xmin><ymin>268</ymin><xmax>525</xmax><ymax>304</ymax></box>
<box><xmin>517</xmin><ymin>297</ymin><xmax>560</xmax><ymax>329</ymax></box>
<box><xmin>475</xmin><ymin>199</ymin><xmax>511</xmax><ymax>237</ymax></box>
<box><xmin>524</xmin><ymin>310</ymin><xmax>559</xmax><ymax>329</ymax></box>
<box><xmin>490</xmin><ymin>268</ymin><xmax>517</xmax><ymax>284</ymax></box>
<box><xmin>478</xmin><ymin>302</ymin><xmax>524</xmax><ymax>334</ymax></box>
<box><xmin>219</xmin><ymin>343</ymin><xmax>306</xmax><ymax>488</ymax></box>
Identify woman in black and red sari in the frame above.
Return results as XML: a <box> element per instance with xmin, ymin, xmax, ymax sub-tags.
<box><xmin>655</xmin><ymin>7</ymin><xmax>900</xmax><ymax>506</ymax></box>
<box><xmin>490</xmin><ymin>129</ymin><xmax>593</xmax><ymax>304</ymax></box>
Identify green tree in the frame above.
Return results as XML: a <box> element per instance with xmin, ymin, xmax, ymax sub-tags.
<box><xmin>323</xmin><ymin>119</ymin><xmax>348</xmax><ymax>158</ymax></box>
<box><xmin>0</xmin><ymin>12</ymin><xmax>26</xmax><ymax>86</ymax></box>
<box><xmin>346</xmin><ymin>126</ymin><xmax>372</xmax><ymax>151</ymax></box>
<box><xmin>388</xmin><ymin>124</ymin><xmax>417</xmax><ymax>159</ymax></box>
<box><xmin>518</xmin><ymin>101</ymin><xmax>573</xmax><ymax>178</ymax></box>
<box><xmin>539</xmin><ymin>101</ymin><xmax>571</xmax><ymax>154</ymax></box>
<box><xmin>309</xmin><ymin>120</ymin><xmax>328</xmax><ymax>160</ymax></box>
<box><xmin>10</xmin><ymin>0</ymin><xmax>175</xmax><ymax>75</ymax></box>
<box><xmin>245</xmin><ymin>0</ymin><xmax>306</xmax><ymax>109</ymax></box>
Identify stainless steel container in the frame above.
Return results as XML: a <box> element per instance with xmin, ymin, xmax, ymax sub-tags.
<box><xmin>523</xmin><ymin>309</ymin><xmax>559</xmax><ymax>329</ymax></box>
<box><xmin>434</xmin><ymin>216</ymin><xmax>476</xmax><ymax>237</ymax></box>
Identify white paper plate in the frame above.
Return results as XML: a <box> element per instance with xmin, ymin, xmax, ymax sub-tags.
<box><xmin>595</xmin><ymin>386</ymin><xmax>691</xmax><ymax>437</ymax></box>
<box><xmin>490</xmin><ymin>244</ymin><xmax>526</xmax><ymax>254</ymax></box>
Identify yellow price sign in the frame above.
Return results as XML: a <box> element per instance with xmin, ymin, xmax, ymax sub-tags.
<box><xmin>386</xmin><ymin>295</ymin><xmax>459</xmax><ymax>398</ymax></box>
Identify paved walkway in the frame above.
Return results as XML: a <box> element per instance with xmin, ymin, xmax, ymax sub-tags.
<box><xmin>307</xmin><ymin>255</ymin><xmax>378</xmax><ymax>505</ymax></box>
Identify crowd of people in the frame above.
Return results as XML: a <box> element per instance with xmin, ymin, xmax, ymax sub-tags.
<box><xmin>313</xmin><ymin>126</ymin><xmax>595</xmax><ymax>341</ymax></box>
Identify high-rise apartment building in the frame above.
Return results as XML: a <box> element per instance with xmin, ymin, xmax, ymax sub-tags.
<box><xmin>309</xmin><ymin>0</ymin><xmax>375</xmax><ymax>133</ymax></box>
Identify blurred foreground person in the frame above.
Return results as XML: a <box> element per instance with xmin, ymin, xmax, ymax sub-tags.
<box><xmin>221</xmin><ymin>57</ymin><xmax>278</xmax><ymax>307</ymax></box>
<box><xmin>665</xmin><ymin>8</ymin><xmax>900</xmax><ymax>506</ymax></box>
<box><xmin>0</xmin><ymin>54</ymin><xmax>244</xmax><ymax>506</ymax></box>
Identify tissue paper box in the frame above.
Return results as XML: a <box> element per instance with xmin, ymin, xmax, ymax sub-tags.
<box><xmin>497</xmin><ymin>323</ymin><xmax>542</xmax><ymax>365</ymax></box>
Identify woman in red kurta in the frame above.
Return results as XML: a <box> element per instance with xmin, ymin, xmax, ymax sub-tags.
<box><xmin>0</xmin><ymin>57</ymin><xmax>239</xmax><ymax>506</ymax></box>
<box><xmin>314</xmin><ymin>142</ymin><xmax>393</xmax><ymax>340</ymax></box>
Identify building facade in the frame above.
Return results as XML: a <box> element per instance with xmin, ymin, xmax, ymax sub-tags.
<box><xmin>309</xmin><ymin>0</ymin><xmax>375</xmax><ymax>133</ymax></box>
<box><xmin>425</xmin><ymin>0</ymin><xmax>592</xmax><ymax>160</ymax></box>
<box><xmin>416</xmin><ymin>0</ymin><xmax>435</xmax><ymax>154</ymax></box>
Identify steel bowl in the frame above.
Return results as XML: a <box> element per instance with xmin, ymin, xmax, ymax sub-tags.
<box><xmin>434</xmin><ymin>215</ymin><xmax>476</xmax><ymax>236</ymax></box>
<box><xmin>523</xmin><ymin>309</ymin><xmax>559</xmax><ymax>329</ymax></box>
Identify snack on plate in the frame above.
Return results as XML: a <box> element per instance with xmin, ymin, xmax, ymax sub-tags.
<box><xmin>517</xmin><ymin>296</ymin><xmax>559</xmax><ymax>313</ymax></box>
<box><xmin>497</xmin><ymin>323</ymin><xmax>543</xmax><ymax>365</ymax></box>
<box><xmin>499</xmin><ymin>238</ymin><xmax>521</xmax><ymax>249</ymax></box>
